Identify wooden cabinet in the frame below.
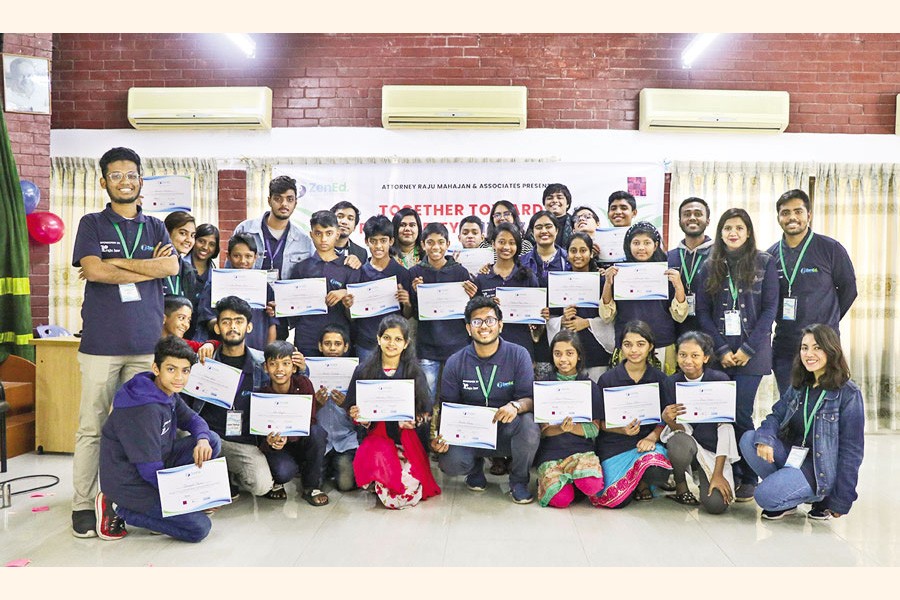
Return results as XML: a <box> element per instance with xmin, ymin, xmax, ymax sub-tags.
<box><xmin>30</xmin><ymin>337</ymin><xmax>81</xmax><ymax>454</ymax></box>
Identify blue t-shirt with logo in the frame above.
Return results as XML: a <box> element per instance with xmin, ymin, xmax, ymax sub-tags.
<box><xmin>439</xmin><ymin>338</ymin><xmax>534</xmax><ymax>409</ymax></box>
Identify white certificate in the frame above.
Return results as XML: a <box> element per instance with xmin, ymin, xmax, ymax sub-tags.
<box><xmin>496</xmin><ymin>287</ymin><xmax>547</xmax><ymax>325</ymax></box>
<box><xmin>157</xmin><ymin>457</ymin><xmax>231</xmax><ymax>517</ymax></box>
<box><xmin>305</xmin><ymin>357</ymin><xmax>359</xmax><ymax>394</ymax></box>
<box><xmin>211</xmin><ymin>268</ymin><xmax>268</xmax><ymax>309</ymax></box>
<box><xmin>602</xmin><ymin>382</ymin><xmax>662</xmax><ymax>426</ymax></box>
<box><xmin>533</xmin><ymin>380</ymin><xmax>593</xmax><ymax>424</ymax></box>
<box><xmin>456</xmin><ymin>248</ymin><xmax>495</xmax><ymax>275</ymax></box>
<box><xmin>593</xmin><ymin>227</ymin><xmax>628</xmax><ymax>262</ymax></box>
<box><xmin>141</xmin><ymin>175</ymin><xmax>192</xmax><ymax>214</ymax></box>
<box><xmin>612</xmin><ymin>262</ymin><xmax>669</xmax><ymax>301</ymax></box>
<box><xmin>272</xmin><ymin>278</ymin><xmax>327</xmax><ymax>317</ymax></box>
<box><xmin>185</xmin><ymin>358</ymin><xmax>242</xmax><ymax>409</ymax></box>
<box><xmin>417</xmin><ymin>281</ymin><xmax>469</xmax><ymax>321</ymax></box>
<box><xmin>676</xmin><ymin>380</ymin><xmax>737</xmax><ymax>423</ymax></box>
<box><xmin>547</xmin><ymin>271</ymin><xmax>600</xmax><ymax>308</ymax></box>
<box><xmin>249</xmin><ymin>393</ymin><xmax>313</xmax><ymax>436</ymax></box>
<box><xmin>356</xmin><ymin>379</ymin><xmax>416</xmax><ymax>421</ymax></box>
<box><xmin>438</xmin><ymin>402</ymin><xmax>498</xmax><ymax>449</ymax></box>
<box><xmin>347</xmin><ymin>276</ymin><xmax>400</xmax><ymax>319</ymax></box>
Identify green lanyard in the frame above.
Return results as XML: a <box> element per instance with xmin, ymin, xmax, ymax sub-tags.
<box><xmin>475</xmin><ymin>365</ymin><xmax>498</xmax><ymax>406</ymax></box>
<box><xmin>726</xmin><ymin>268</ymin><xmax>738</xmax><ymax>310</ymax></box>
<box><xmin>778</xmin><ymin>231</ymin><xmax>815</xmax><ymax>297</ymax></box>
<box><xmin>112</xmin><ymin>222</ymin><xmax>144</xmax><ymax>259</ymax></box>
<box><xmin>166</xmin><ymin>272</ymin><xmax>181</xmax><ymax>295</ymax></box>
<box><xmin>679</xmin><ymin>248</ymin><xmax>704</xmax><ymax>292</ymax></box>
<box><xmin>802</xmin><ymin>386</ymin><xmax>828</xmax><ymax>447</ymax></box>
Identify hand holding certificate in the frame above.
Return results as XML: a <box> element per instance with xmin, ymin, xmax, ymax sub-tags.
<box><xmin>602</xmin><ymin>382</ymin><xmax>662</xmax><ymax>426</ymax></box>
<box><xmin>347</xmin><ymin>276</ymin><xmax>400</xmax><ymax>319</ymax></box>
<box><xmin>272</xmin><ymin>278</ymin><xmax>327</xmax><ymax>317</ymax></box>
<box><xmin>675</xmin><ymin>381</ymin><xmax>737</xmax><ymax>423</ymax></box>
<box><xmin>612</xmin><ymin>262</ymin><xmax>669</xmax><ymax>301</ymax></box>
<box><xmin>186</xmin><ymin>358</ymin><xmax>242</xmax><ymax>409</ymax></box>
<box><xmin>533</xmin><ymin>381</ymin><xmax>593</xmax><ymax>424</ymax></box>
<box><xmin>456</xmin><ymin>248</ymin><xmax>495</xmax><ymax>275</ymax></box>
<box><xmin>496</xmin><ymin>287</ymin><xmax>547</xmax><ymax>325</ymax></box>
<box><xmin>305</xmin><ymin>357</ymin><xmax>359</xmax><ymax>394</ymax></box>
<box><xmin>417</xmin><ymin>281</ymin><xmax>469</xmax><ymax>320</ymax></box>
<box><xmin>249</xmin><ymin>393</ymin><xmax>313</xmax><ymax>436</ymax></box>
<box><xmin>548</xmin><ymin>271</ymin><xmax>600</xmax><ymax>308</ymax></box>
<box><xmin>157</xmin><ymin>457</ymin><xmax>231</xmax><ymax>517</ymax></box>
<box><xmin>211</xmin><ymin>268</ymin><xmax>268</xmax><ymax>308</ymax></box>
<box><xmin>438</xmin><ymin>402</ymin><xmax>498</xmax><ymax>449</ymax></box>
<box><xmin>356</xmin><ymin>379</ymin><xmax>415</xmax><ymax>421</ymax></box>
<box><xmin>593</xmin><ymin>227</ymin><xmax>628</xmax><ymax>262</ymax></box>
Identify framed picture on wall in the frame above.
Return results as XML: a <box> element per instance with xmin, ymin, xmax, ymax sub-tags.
<box><xmin>3</xmin><ymin>53</ymin><xmax>51</xmax><ymax>115</ymax></box>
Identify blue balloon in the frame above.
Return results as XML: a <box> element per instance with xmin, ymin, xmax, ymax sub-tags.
<box><xmin>20</xmin><ymin>180</ymin><xmax>40</xmax><ymax>214</ymax></box>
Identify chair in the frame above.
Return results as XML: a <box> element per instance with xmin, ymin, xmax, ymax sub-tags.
<box><xmin>0</xmin><ymin>354</ymin><xmax>37</xmax><ymax>471</ymax></box>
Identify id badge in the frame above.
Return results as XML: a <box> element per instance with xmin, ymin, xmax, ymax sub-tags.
<box><xmin>686</xmin><ymin>294</ymin><xmax>696</xmax><ymax>316</ymax></box>
<box><xmin>783</xmin><ymin>297</ymin><xmax>797</xmax><ymax>321</ymax></box>
<box><xmin>226</xmin><ymin>410</ymin><xmax>243</xmax><ymax>437</ymax></box>
<box><xmin>724</xmin><ymin>310</ymin><xmax>741</xmax><ymax>336</ymax></box>
<box><xmin>267</xmin><ymin>269</ymin><xmax>279</xmax><ymax>284</ymax></box>
<box><xmin>118</xmin><ymin>283</ymin><xmax>142</xmax><ymax>303</ymax></box>
<box><xmin>785</xmin><ymin>445</ymin><xmax>809</xmax><ymax>469</ymax></box>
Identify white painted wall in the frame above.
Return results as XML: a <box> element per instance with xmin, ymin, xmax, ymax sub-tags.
<box><xmin>51</xmin><ymin>127</ymin><xmax>900</xmax><ymax>168</ymax></box>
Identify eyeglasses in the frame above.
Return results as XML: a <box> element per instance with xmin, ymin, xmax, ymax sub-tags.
<box><xmin>575</xmin><ymin>213</ymin><xmax>597</xmax><ymax>222</ymax></box>
<box><xmin>106</xmin><ymin>171</ymin><xmax>140</xmax><ymax>182</ymax></box>
<box><xmin>493</xmin><ymin>211</ymin><xmax>513</xmax><ymax>220</ymax></box>
<box><xmin>470</xmin><ymin>317</ymin><xmax>499</xmax><ymax>327</ymax></box>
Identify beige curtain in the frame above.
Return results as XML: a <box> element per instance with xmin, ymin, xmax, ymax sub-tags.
<box><xmin>49</xmin><ymin>157</ymin><xmax>219</xmax><ymax>334</ymax></box>
<box><xmin>813</xmin><ymin>163</ymin><xmax>900</xmax><ymax>431</ymax></box>
<box><xmin>669</xmin><ymin>161</ymin><xmax>814</xmax><ymax>420</ymax></box>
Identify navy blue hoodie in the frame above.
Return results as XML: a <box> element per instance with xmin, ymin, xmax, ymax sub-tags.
<box><xmin>409</xmin><ymin>257</ymin><xmax>474</xmax><ymax>361</ymax></box>
<box><xmin>100</xmin><ymin>371</ymin><xmax>211</xmax><ymax>514</ymax></box>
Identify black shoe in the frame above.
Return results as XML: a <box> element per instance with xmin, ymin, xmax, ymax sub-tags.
<box><xmin>761</xmin><ymin>507</ymin><xmax>797</xmax><ymax>520</ymax></box>
<box><xmin>72</xmin><ymin>509</ymin><xmax>97</xmax><ymax>538</ymax></box>
<box><xmin>230</xmin><ymin>483</ymin><xmax>240</xmax><ymax>501</ymax></box>
<box><xmin>807</xmin><ymin>503</ymin><xmax>831</xmax><ymax>520</ymax></box>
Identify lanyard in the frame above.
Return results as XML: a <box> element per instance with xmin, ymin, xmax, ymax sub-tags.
<box><xmin>726</xmin><ymin>268</ymin><xmax>738</xmax><ymax>310</ymax></box>
<box><xmin>778</xmin><ymin>231</ymin><xmax>815</xmax><ymax>297</ymax></box>
<box><xmin>263</xmin><ymin>225</ymin><xmax>288</xmax><ymax>270</ymax></box>
<box><xmin>166</xmin><ymin>273</ymin><xmax>181</xmax><ymax>295</ymax></box>
<box><xmin>679</xmin><ymin>248</ymin><xmax>704</xmax><ymax>291</ymax></box>
<box><xmin>802</xmin><ymin>386</ymin><xmax>828</xmax><ymax>446</ymax></box>
<box><xmin>112</xmin><ymin>222</ymin><xmax>144</xmax><ymax>259</ymax></box>
<box><xmin>475</xmin><ymin>365</ymin><xmax>498</xmax><ymax>406</ymax></box>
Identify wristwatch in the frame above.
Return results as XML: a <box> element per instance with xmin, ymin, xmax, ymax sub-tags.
<box><xmin>510</xmin><ymin>400</ymin><xmax>522</xmax><ymax>413</ymax></box>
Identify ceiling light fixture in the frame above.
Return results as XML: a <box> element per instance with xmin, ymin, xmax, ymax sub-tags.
<box><xmin>681</xmin><ymin>33</ymin><xmax>719</xmax><ymax>69</ymax></box>
<box><xmin>224</xmin><ymin>33</ymin><xmax>256</xmax><ymax>58</ymax></box>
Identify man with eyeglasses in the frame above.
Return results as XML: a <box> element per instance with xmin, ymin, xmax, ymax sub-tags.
<box><xmin>70</xmin><ymin>147</ymin><xmax>180</xmax><ymax>538</ymax></box>
<box><xmin>431</xmin><ymin>296</ymin><xmax>541</xmax><ymax>504</ymax></box>
<box><xmin>542</xmin><ymin>183</ymin><xmax>574</xmax><ymax>248</ymax></box>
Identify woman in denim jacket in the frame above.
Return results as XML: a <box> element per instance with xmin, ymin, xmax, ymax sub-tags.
<box><xmin>695</xmin><ymin>208</ymin><xmax>779</xmax><ymax>501</ymax></box>
<box><xmin>739</xmin><ymin>323</ymin><xmax>864</xmax><ymax>520</ymax></box>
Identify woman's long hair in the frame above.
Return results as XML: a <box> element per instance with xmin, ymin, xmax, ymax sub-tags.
<box><xmin>548</xmin><ymin>329</ymin><xmax>586</xmax><ymax>378</ymax></box>
<box><xmin>485</xmin><ymin>200</ymin><xmax>525</xmax><ymax>242</ymax></box>
<box><xmin>356</xmin><ymin>314</ymin><xmax>430</xmax><ymax>415</ymax></box>
<box><xmin>193</xmin><ymin>223</ymin><xmax>221</xmax><ymax>261</ymax></box>
<box><xmin>391</xmin><ymin>207</ymin><xmax>423</xmax><ymax>256</ymax></box>
<box><xmin>492</xmin><ymin>222</ymin><xmax>534</xmax><ymax>282</ymax></box>
<box><xmin>566</xmin><ymin>231</ymin><xmax>600</xmax><ymax>272</ymax></box>
<box><xmin>790</xmin><ymin>323</ymin><xmax>851</xmax><ymax>390</ymax></box>
<box><xmin>623</xmin><ymin>221</ymin><xmax>667</xmax><ymax>262</ymax></box>
<box><xmin>705</xmin><ymin>208</ymin><xmax>759</xmax><ymax>295</ymax></box>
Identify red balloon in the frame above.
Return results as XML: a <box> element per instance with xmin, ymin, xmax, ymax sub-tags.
<box><xmin>26</xmin><ymin>211</ymin><xmax>65</xmax><ymax>244</ymax></box>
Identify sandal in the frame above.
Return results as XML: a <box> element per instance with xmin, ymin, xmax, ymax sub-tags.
<box><xmin>302</xmin><ymin>488</ymin><xmax>330</xmax><ymax>507</ymax></box>
<box><xmin>667</xmin><ymin>490</ymin><xmax>700</xmax><ymax>506</ymax></box>
<box><xmin>633</xmin><ymin>486</ymin><xmax>653</xmax><ymax>502</ymax></box>
<box><xmin>263</xmin><ymin>484</ymin><xmax>287</xmax><ymax>500</ymax></box>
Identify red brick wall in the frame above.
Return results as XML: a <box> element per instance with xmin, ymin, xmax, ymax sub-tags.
<box><xmin>3</xmin><ymin>33</ymin><xmax>53</xmax><ymax>329</ymax></box>
<box><xmin>216</xmin><ymin>170</ymin><xmax>247</xmax><ymax>266</ymax></box>
<box><xmin>52</xmin><ymin>33</ymin><xmax>900</xmax><ymax>134</ymax></box>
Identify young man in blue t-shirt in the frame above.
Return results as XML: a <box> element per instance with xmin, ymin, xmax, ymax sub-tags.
<box><xmin>431</xmin><ymin>296</ymin><xmax>541</xmax><ymax>504</ymax></box>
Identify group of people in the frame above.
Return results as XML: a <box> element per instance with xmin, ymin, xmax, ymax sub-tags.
<box><xmin>70</xmin><ymin>146</ymin><xmax>865</xmax><ymax>545</ymax></box>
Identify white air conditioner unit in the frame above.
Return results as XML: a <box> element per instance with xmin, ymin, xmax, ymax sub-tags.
<box><xmin>639</xmin><ymin>88</ymin><xmax>790</xmax><ymax>133</ymax></box>
<box><xmin>127</xmin><ymin>87</ymin><xmax>272</xmax><ymax>130</ymax></box>
<box><xmin>382</xmin><ymin>85</ymin><xmax>527</xmax><ymax>130</ymax></box>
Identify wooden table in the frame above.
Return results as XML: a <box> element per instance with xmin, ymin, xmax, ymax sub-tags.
<box><xmin>30</xmin><ymin>337</ymin><xmax>81</xmax><ymax>454</ymax></box>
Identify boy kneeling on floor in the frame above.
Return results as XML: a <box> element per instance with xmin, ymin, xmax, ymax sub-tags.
<box><xmin>97</xmin><ymin>335</ymin><xmax>222</xmax><ymax>542</ymax></box>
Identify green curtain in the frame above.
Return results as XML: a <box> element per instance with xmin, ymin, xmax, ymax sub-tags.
<box><xmin>0</xmin><ymin>110</ymin><xmax>34</xmax><ymax>362</ymax></box>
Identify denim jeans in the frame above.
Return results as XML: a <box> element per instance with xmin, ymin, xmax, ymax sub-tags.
<box><xmin>733</xmin><ymin>373</ymin><xmax>763</xmax><ymax>484</ymax></box>
<box><xmin>264</xmin><ymin>423</ymin><xmax>327</xmax><ymax>489</ymax></box>
<box><xmin>739</xmin><ymin>430</ymin><xmax>822</xmax><ymax>512</ymax></box>
<box><xmin>418</xmin><ymin>358</ymin><xmax>442</xmax><ymax>413</ymax></box>
<box><xmin>438</xmin><ymin>413</ymin><xmax>541</xmax><ymax>485</ymax></box>
<box><xmin>115</xmin><ymin>432</ymin><xmax>222</xmax><ymax>543</ymax></box>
